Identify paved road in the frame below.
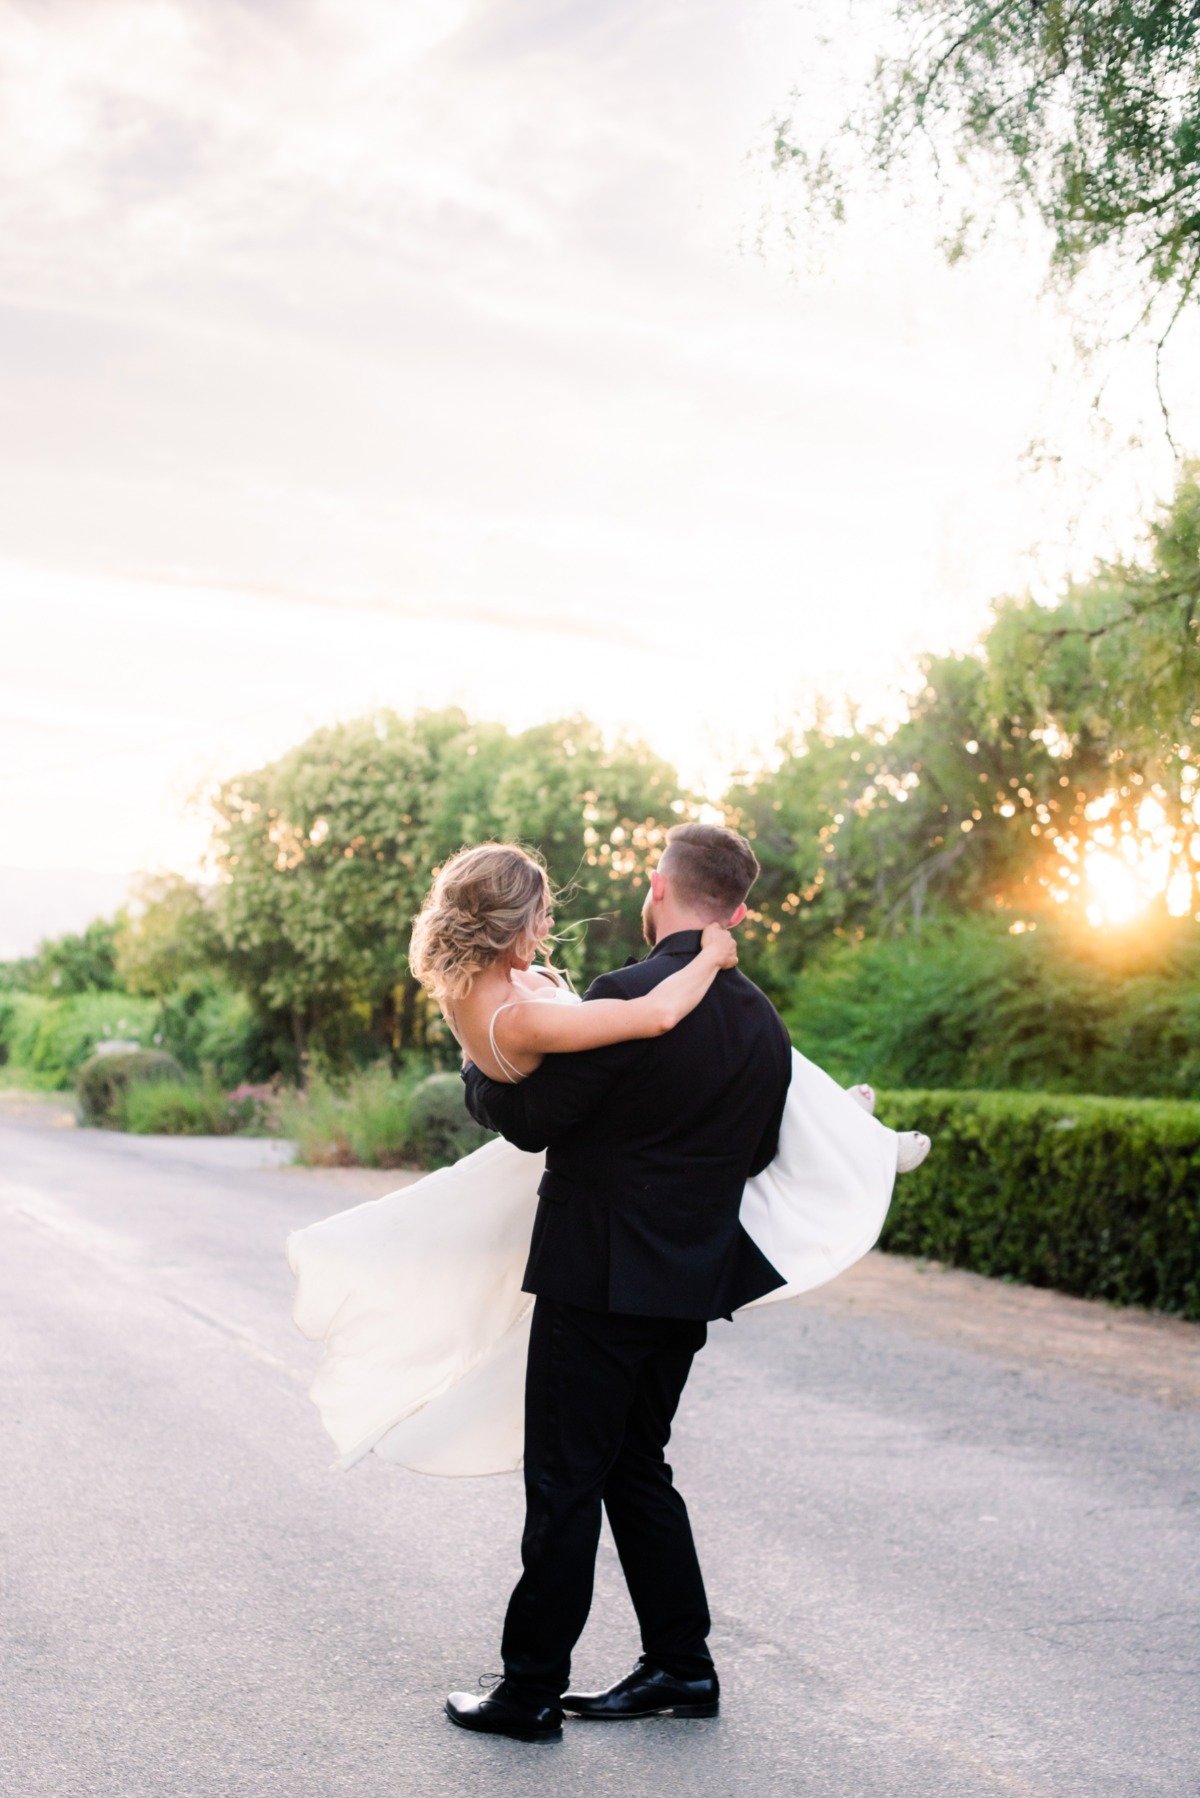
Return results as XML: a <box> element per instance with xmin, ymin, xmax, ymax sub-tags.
<box><xmin>2</xmin><ymin>1112</ymin><xmax>1197</xmax><ymax>1797</ymax></box>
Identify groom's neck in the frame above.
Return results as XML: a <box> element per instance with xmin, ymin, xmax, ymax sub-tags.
<box><xmin>651</xmin><ymin>905</ymin><xmax>712</xmax><ymax>942</ymax></box>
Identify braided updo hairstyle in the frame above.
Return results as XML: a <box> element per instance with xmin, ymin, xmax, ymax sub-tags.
<box><xmin>408</xmin><ymin>843</ymin><xmax>554</xmax><ymax>1006</ymax></box>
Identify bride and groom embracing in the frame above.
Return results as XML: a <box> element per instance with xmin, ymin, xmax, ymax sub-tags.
<box><xmin>287</xmin><ymin>823</ymin><xmax>930</xmax><ymax>1745</ymax></box>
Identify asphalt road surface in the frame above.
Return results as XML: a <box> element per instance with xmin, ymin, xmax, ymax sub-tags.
<box><xmin>2</xmin><ymin>1106</ymin><xmax>1197</xmax><ymax>1797</ymax></box>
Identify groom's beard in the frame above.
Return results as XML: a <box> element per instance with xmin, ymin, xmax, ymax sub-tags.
<box><xmin>641</xmin><ymin>896</ymin><xmax>656</xmax><ymax>946</ymax></box>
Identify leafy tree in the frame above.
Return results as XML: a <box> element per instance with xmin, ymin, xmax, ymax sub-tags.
<box><xmin>727</xmin><ymin>658</ymin><xmax>1063</xmax><ymax>994</ymax></box>
<box><xmin>985</xmin><ymin>462</ymin><xmax>1200</xmax><ymax>911</ymax></box>
<box><xmin>22</xmin><ymin>917</ymin><xmax>122</xmax><ymax>996</ymax></box>
<box><xmin>731</xmin><ymin>465</ymin><xmax>1200</xmax><ymax>996</ymax></box>
<box><xmin>487</xmin><ymin>716</ymin><xmax>682</xmax><ymax>983</ymax></box>
<box><xmin>114</xmin><ymin>873</ymin><xmax>222</xmax><ymax>998</ymax></box>
<box><xmin>777</xmin><ymin>2</ymin><xmax>1200</xmax><ymax>360</ymax></box>
<box><xmin>209</xmin><ymin>708</ymin><xmax>680</xmax><ymax>1065</ymax></box>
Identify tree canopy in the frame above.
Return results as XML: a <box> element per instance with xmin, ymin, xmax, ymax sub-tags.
<box><xmin>208</xmin><ymin>708</ymin><xmax>681</xmax><ymax>1062</ymax></box>
<box><xmin>729</xmin><ymin>463</ymin><xmax>1200</xmax><ymax>998</ymax></box>
<box><xmin>777</xmin><ymin>2</ymin><xmax>1200</xmax><ymax>351</ymax></box>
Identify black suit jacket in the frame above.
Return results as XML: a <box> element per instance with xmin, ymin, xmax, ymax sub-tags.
<box><xmin>461</xmin><ymin>929</ymin><xmax>793</xmax><ymax>1321</ymax></box>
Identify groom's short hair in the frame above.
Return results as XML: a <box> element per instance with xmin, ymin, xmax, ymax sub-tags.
<box><xmin>660</xmin><ymin>823</ymin><xmax>759</xmax><ymax>916</ymax></box>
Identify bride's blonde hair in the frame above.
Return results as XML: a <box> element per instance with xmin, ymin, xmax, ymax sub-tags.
<box><xmin>409</xmin><ymin>843</ymin><xmax>554</xmax><ymax>1005</ymax></box>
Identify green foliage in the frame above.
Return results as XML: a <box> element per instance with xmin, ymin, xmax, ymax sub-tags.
<box><xmin>76</xmin><ymin>1048</ymin><xmax>186</xmax><ymax>1128</ymax></box>
<box><xmin>122</xmin><ymin>1077</ymin><xmax>239</xmax><ymax>1136</ymax></box>
<box><xmin>726</xmin><ymin>652</ymin><xmax>1058</xmax><ymax>996</ymax></box>
<box><xmin>281</xmin><ymin>1063</ymin><xmax>429</xmax><ymax>1168</ymax></box>
<box><xmin>0</xmin><ymin>992</ymin><xmax>159</xmax><ymax>1087</ymax></box>
<box><xmin>114</xmin><ymin>874</ymin><xmax>221</xmax><ymax>997</ymax></box>
<box><xmin>153</xmin><ymin>977</ymin><xmax>276</xmax><ymax>1087</ymax></box>
<box><xmin>211</xmin><ymin>707</ymin><xmax>680</xmax><ymax>1068</ymax></box>
<box><xmin>0</xmin><ymin>994</ymin><xmax>47</xmax><ymax>1071</ymax></box>
<box><xmin>405</xmin><ymin>1072</ymin><xmax>494</xmax><ymax>1169</ymax></box>
<box><xmin>786</xmin><ymin>916</ymin><xmax>1200</xmax><ymax>1098</ymax></box>
<box><xmin>730</xmin><ymin>467</ymin><xmax>1200</xmax><ymax>1005</ymax></box>
<box><xmin>0</xmin><ymin>956</ymin><xmax>34</xmax><ymax>993</ymax></box>
<box><xmin>878</xmin><ymin>1088</ymin><xmax>1200</xmax><ymax>1319</ymax></box>
<box><xmin>778</xmin><ymin>2</ymin><xmax>1200</xmax><ymax>339</ymax></box>
<box><xmin>20</xmin><ymin>917</ymin><xmax>123</xmax><ymax>997</ymax></box>
<box><xmin>280</xmin><ymin>1063</ymin><xmax>492</xmax><ymax>1168</ymax></box>
<box><xmin>985</xmin><ymin>469</ymin><xmax>1200</xmax><ymax>882</ymax></box>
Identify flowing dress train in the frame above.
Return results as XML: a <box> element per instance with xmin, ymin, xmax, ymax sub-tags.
<box><xmin>287</xmin><ymin>1038</ymin><xmax>899</xmax><ymax>1477</ymax></box>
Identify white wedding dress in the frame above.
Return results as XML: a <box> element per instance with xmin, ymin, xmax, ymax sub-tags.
<box><xmin>287</xmin><ymin>984</ymin><xmax>901</xmax><ymax>1478</ymax></box>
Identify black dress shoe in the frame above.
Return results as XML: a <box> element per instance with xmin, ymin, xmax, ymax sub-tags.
<box><xmin>562</xmin><ymin>1659</ymin><xmax>719</xmax><ymax>1721</ymax></box>
<box><xmin>445</xmin><ymin>1681</ymin><xmax>563</xmax><ymax>1743</ymax></box>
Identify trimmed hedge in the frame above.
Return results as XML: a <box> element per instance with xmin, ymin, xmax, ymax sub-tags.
<box><xmin>76</xmin><ymin>1049</ymin><xmax>185</xmax><ymax>1127</ymax></box>
<box><xmin>877</xmin><ymin>1089</ymin><xmax>1200</xmax><ymax>1320</ymax></box>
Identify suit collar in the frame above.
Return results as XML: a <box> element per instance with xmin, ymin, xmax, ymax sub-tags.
<box><xmin>647</xmin><ymin>928</ymin><xmax>704</xmax><ymax>961</ymax></box>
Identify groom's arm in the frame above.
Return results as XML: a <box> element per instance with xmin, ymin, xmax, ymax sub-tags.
<box><xmin>462</xmin><ymin>972</ymin><xmax>641</xmax><ymax>1152</ymax></box>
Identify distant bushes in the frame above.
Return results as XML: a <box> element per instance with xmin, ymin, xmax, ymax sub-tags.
<box><xmin>122</xmin><ymin>1077</ymin><xmax>265</xmax><ymax>1136</ymax></box>
<box><xmin>786</xmin><ymin>919</ymin><xmax>1200</xmax><ymax>1100</ymax></box>
<box><xmin>405</xmin><ymin>1072</ymin><xmax>494</xmax><ymax>1168</ymax></box>
<box><xmin>0</xmin><ymin>977</ymin><xmax>275</xmax><ymax>1094</ymax></box>
<box><xmin>76</xmin><ymin>1052</ymin><xmax>277</xmax><ymax>1134</ymax></box>
<box><xmin>282</xmin><ymin>1065</ymin><xmax>492</xmax><ymax>1169</ymax></box>
<box><xmin>2</xmin><ymin>993</ymin><xmax>159</xmax><ymax>1087</ymax></box>
<box><xmin>879</xmin><ymin>1088</ymin><xmax>1200</xmax><ymax>1319</ymax></box>
<box><xmin>76</xmin><ymin>1049</ymin><xmax>185</xmax><ymax>1127</ymax></box>
<box><xmin>153</xmin><ymin>978</ymin><xmax>277</xmax><ymax>1087</ymax></box>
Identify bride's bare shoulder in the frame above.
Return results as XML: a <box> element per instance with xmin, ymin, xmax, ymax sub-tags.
<box><xmin>527</xmin><ymin>963</ymin><xmax>569</xmax><ymax>989</ymax></box>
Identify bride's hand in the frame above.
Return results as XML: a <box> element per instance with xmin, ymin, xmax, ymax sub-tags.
<box><xmin>701</xmin><ymin>923</ymin><xmax>738</xmax><ymax>968</ymax></box>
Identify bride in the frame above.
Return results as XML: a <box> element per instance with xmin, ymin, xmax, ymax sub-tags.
<box><xmin>287</xmin><ymin>842</ymin><xmax>929</xmax><ymax>1477</ymax></box>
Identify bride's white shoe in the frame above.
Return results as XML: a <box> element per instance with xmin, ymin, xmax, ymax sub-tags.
<box><xmin>895</xmin><ymin>1131</ymin><xmax>931</xmax><ymax>1174</ymax></box>
<box><xmin>848</xmin><ymin>1083</ymin><xmax>876</xmax><ymax>1114</ymax></box>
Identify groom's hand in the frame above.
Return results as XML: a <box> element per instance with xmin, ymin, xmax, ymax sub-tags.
<box><xmin>461</xmin><ymin>1060</ymin><xmax>500</xmax><ymax>1130</ymax></box>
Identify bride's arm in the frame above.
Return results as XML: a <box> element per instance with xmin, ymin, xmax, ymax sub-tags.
<box><xmin>498</xmin><ymin>925</ymin><xmax>738</xmax><ymax>1058</ymax></box>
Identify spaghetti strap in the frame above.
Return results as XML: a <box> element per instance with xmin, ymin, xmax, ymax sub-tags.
<box><xmin>487</xmin><ymin>1002</ymin><xmax>527</xmax><ymax>1084</ymax></box>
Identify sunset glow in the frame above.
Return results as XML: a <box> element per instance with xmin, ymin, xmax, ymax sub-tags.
<box><xmin>1050</xmin><ymin>794</ymin><xmax>1197</xmax><ymax>929</ymax></box>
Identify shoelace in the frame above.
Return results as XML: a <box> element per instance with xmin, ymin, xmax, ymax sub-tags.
<box><xmin>477</xmin><ymin>1672</ymin><xmax>504</xmax><ymax>1693</ymax></box>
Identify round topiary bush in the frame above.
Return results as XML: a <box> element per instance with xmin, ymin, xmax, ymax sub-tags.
<box><xmin>406</xmin><ymin>1072</ymin><xmax>494</xmax><ymax>1169</ymax></box>
<box><xmin>76</xmin><ymin>1048</ymin><xmax>186</xmax><ymax>1128</ymax></box>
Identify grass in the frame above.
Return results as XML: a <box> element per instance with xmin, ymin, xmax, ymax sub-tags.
<box><xmin>123</xmin><ymin>1078</ymin><xmax>240</xmax><ymax>1136</ymax></box>
<box><xmin>279</xmin><ymin>1063</ymin><xmax>428</xmax><ymax>1168</ymax></box>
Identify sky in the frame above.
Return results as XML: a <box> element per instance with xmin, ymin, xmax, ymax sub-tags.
<box><xmin>2</xmin><ymin>0</ymin><xmax>1197</xmax><ymax>955</ymax></box>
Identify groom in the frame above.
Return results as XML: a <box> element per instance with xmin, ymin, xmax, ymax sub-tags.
<box><xmin>448</xmin><ymin>822</ymin><xmax>792</xmax><ymax>1743</ymax></box>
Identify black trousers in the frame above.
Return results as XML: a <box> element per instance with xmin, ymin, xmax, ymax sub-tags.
<box><xmin>500</xmin><ymin>1296</ymin><xmax>713</xmax><ymax>1702</ymax></box>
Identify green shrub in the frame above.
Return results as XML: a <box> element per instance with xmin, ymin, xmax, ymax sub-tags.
<box><xmin>878</xmin><ymin>1089</ymin><xmax>1200</xmax><ymax>1318</ymax></box>
<box><xmin>76</xmin><ymin>1048</ymin><xmax>185</xmax><ymax>1127</ymax></box>
<box><xmin>3</xmin><ymin>992</ymin><xmax>159</xmax><ymax>1088</ymax></box>
<box><xmin>0</xmin><ymin>994</ymin><xmax>53</xmax><ymax>1076</ymax></box>
<box><xmin>406</xmin><ymin>1072</ymin><xmax>494</xmax><ymax>1169</ymax></box>
<box><xmin>0</xmin><ymin>993</ymin><xmax>28</xmax><ymax>1066</ymax></box>
<box><xmin>154</xmin><ymin>978</ymin><xmax>276</xmax><ymax>1087</ymax></box>
<box><xmin>123</xmin><ymin>1078</ymin><xmax>236</xmax><ymax>1136</ymax></box>
<box><xmin>281</xmin><ymin>1063</ymin><xmax>429</xmax><ymax>1168</ymax></box>
<box><xmin>785</xmin><ymin>918</ymin><xmax>1200</xmax><ymax>1099</ymax></box>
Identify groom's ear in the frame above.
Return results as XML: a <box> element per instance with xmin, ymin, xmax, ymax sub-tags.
<box><xmin>728</xmin><ymin>902</ymin><xmax>748</xmax><ymax>929</ymax></box>
<box><xmin>649</xmin><ymin>869</ymin><xmax>667</xmax><ymax>902</ymax></box>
